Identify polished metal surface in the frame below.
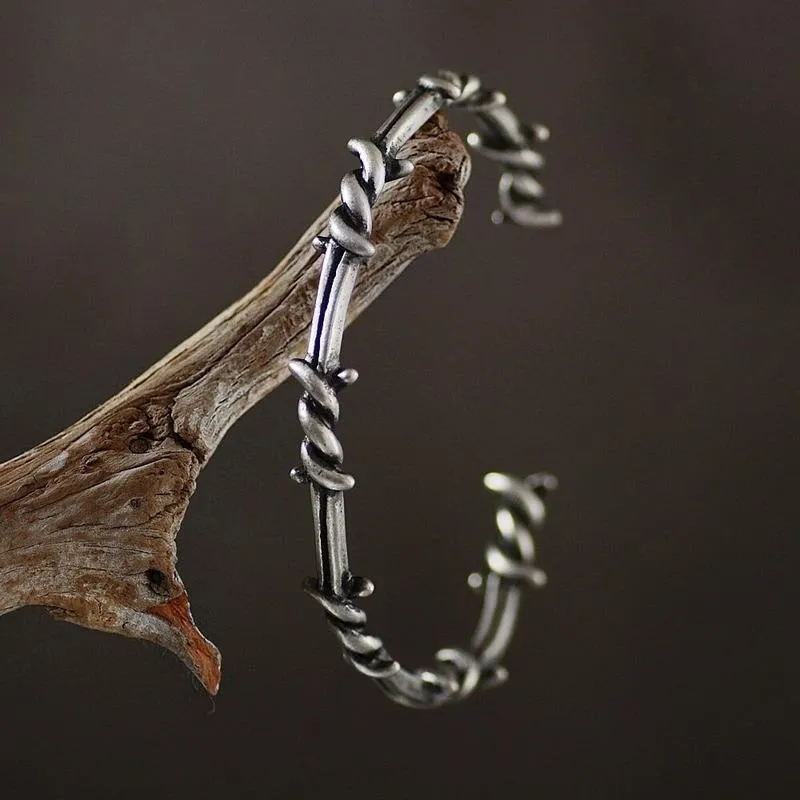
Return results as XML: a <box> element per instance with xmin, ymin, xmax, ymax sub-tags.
<box><xmin>290</xmin><ymin>70</ymin><xmax>560</xmax><ymax>708</ymax></box>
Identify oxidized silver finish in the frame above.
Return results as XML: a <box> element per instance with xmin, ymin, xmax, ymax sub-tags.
<box><xmin>290</xmin><ymin>70</ymin><xmax>560</xmax><ymax>708</ymax></box>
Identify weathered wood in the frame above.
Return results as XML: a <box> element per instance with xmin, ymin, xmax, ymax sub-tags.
<box><xmin>0</xmin><ymin>115</ymin><xmax>469</xmax><ymax>695</ymax></box>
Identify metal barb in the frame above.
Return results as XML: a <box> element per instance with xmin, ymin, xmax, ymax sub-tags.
<box><xmin>289</xmin><ymin>70</ymin><xmax>560</xmax><ymax>708</ymax></box>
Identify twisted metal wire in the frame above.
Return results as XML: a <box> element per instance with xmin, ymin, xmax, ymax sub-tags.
<box><xmin>288</xmin><ymin>359</ymin><xmax>357</xmax><ymax>492</ymax></box>
<box><xmin>290</xmin><ymin>70</ymin><xmax>560</xmax><ymax>708</ymax></box>
<box><xmin>302</xmin><ymin>472</ymin><xmax>556</xmax><ymax>709</ymax></box>
<box><xmin>397</xmin><ymin>70</ymin><xmax>562</xmax><ymax>227</ymax></box>
<box><xmin>293</xmin><ymin>70</ymin><xmax>560</xmax><ymax>492</ymax></box>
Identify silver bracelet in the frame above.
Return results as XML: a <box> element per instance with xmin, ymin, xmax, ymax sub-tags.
<box><xmin>289</xmin><ymin>70</ymin><xmax>560</xmax><ymax>709</ymax></box>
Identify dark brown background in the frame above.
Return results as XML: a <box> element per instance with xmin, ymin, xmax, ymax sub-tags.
<box><xmin>0</xmin><ymin>1</ymin><xmax>797</xmax><ymax>797</ymax></box>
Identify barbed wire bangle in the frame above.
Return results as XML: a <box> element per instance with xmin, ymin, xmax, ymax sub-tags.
<box><xmin>289</xmin><ymin>70</ymin><xmax>560</xmax><ymax>709</ymax></box>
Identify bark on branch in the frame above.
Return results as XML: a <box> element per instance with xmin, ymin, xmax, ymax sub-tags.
<box><xmin>0</xmin><ymin>116</ymin><xmax>469</xmax><ymax>694</ymax></box>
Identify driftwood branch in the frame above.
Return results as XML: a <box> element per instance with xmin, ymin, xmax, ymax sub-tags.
<box><xmin>0</xmin><ymin>116</ymin><xmax>469</xmax><ymax>694</ymax></box>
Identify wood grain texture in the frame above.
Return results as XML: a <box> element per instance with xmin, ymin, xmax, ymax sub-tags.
<box><xmin>0</xmin><ymin>115</ymin><xmax>469</xmax><ymax>694</ymax></box>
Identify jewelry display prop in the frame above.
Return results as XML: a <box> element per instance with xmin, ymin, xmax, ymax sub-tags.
<box><xmin>291</xmin><ymin>71</ymin><xmax>560</xmax><ymax>708</ymax></box>
<box><xmin>0</xmin><ymin>108</ymin><xmax>470</xmax><ymax>695</ymax></box>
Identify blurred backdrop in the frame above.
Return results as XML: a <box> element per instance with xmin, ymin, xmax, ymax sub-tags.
<box><xmin>0</xmin><ymin>1</ymin><xmax>797</xmax><ymax>797</ymax></box>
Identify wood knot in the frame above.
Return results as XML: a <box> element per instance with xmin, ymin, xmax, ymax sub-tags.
<box><xmin>145</xmin><ymin>568</ymin><xmax>170</xmax><ymax>597</ymax></box>
<box><xmin>128</xmin><ymin>436</ymin><xmax>152</xmax><ymax>454</ymax></box>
